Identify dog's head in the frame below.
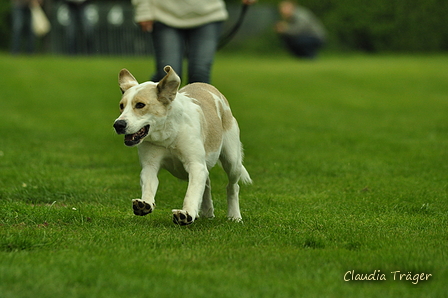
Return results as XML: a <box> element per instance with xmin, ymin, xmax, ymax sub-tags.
<box><xmin>113</xmin><ymin>66</ymin><xmax>180</xmax><ymax>146</ymax></box>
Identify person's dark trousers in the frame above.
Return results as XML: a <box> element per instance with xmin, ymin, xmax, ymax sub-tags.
<box><xmin>283</xmin><ymin>35</ymin><xmax>324</xmax><ymax>59</ymax></box>
<box><xmin>11</xmin><ymin>5</ymin><xmax>35</xmax><ymax>54</ymax></box>
<box><xmin>151</xmin><ymin>21</ymin><xmax>223</xmax><ymax>84</ymax></box>
<box><xmin>66</xmin><ymin>1</ymin><xmax>94</xmax><ymax>55</ymax></box>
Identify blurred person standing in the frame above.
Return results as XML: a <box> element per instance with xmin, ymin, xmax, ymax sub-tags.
<box><xmin>275</xmin><ymin>0</ymin><xmax>326</xmax><ymax>59</ymax></box>
<box><xmin>63</xmin><ymin>0</ymin><xmax>94</xmax><ymax>55</ymax></box>
<box><xmin>132</xmin><ymin>0</ymin><xmax>257</xmax><ymax>84</ymax></box>
<box><xmin>11</xmin><ymin>0</ymin><xmax>40</xmax><ymax>54</ymax></box>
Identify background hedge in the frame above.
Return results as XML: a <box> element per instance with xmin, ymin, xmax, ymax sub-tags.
<box><xmin>297</xmin><ymin>0</ymin><xmax>448</xmax><ymax>52</ymax></box>
<box><xmin>1</xmin><ymin>0</ymin><xmax>447</xmax><ymax>53</ymax></box>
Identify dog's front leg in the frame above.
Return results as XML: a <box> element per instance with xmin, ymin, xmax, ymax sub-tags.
<box><xmin>172</xmin><ymin>161</ymin><xmax>208</xmax><ymax>225</ymax></box>
<box><xmin>133</xmin><ymin>144</ymin><xmax>162</xmax><ymax>216</ymax></box>
<box><xmin>132</xmin><ymin>166</ymin><xmax>158</xmax><ymax>216</ymax></box>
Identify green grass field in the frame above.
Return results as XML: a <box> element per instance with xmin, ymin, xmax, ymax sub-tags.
<box><xmin>0</xmin><ymin>53</ymin><xmax>447</xmax><ymax>297</ymax></box>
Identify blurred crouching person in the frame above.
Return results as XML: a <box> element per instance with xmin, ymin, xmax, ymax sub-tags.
<box><xmin>11</xmin><ymin>0</ymin><xmax>40</xmax><ymax>54</ymax></box>
<box><xmin>275</xmin><ymin>0</ymin><xmax>326</xmax><ymax>59</ymax></box>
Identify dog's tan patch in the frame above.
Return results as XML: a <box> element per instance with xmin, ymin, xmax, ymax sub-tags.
<box><xmin>180</xmin><ymin>84</ymin><xmax>234</xmax><ymax>154</ymax></box>
<box><xmin>131</xmin><ymin>86</ymin><xmax>167</xmax><ymax>117</ymax></box>
<box><xmin>218</xmin><ymin>100</ymin><xmax>234</xmax><ymax>132</ymax></box>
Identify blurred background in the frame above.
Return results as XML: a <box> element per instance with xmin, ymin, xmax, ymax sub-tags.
<box><xmin>1</xmin><ymin>0</ymin><xmax>447</xmax><ymax>55</ymax></box>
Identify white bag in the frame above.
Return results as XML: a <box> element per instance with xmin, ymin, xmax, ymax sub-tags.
<box><xmin>30</xmin><ymin>2</ymin><xmax>51</xmax><ymax>37</ymax></box>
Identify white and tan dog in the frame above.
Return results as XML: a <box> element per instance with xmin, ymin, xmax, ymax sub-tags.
<box><xmin>113</xmin><ymin>66</ymin><xmax>251</xmax><ymax>225</ymax></box>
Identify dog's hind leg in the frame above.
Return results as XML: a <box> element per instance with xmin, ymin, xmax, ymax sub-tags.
<box><xmin>220</xmin><ymin>129</ymin><xmax>252</xmax><ymax>222</ymax></box>
<box><xmin>200</xmin><ymin>176</ymin><xmax>215</xmax><ymax>218</ymax></box>
<box><xmin>222</xmin><ymin>161</ymin><xmax>244</xmax><ymax>221</ymax></box>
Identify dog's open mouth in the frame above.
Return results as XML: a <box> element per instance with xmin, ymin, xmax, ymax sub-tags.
<box><xmin>124</xmin><ymin>125</ymin><xmax>150</xmax><ymax>146</ymax></box>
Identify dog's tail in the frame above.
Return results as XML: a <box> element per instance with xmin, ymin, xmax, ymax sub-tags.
<box><xmin>240</xmin><ymin>166</ymin><xmax>252</xmax><ymax>185</ymax></box>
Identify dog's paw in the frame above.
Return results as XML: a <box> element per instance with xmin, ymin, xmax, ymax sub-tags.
<box><xmin>132</xmin><ymin>199</ymin><xmax>155</xmax><ymax>216</ymax></box>
<box><xmin>228</xmin><ymin>216</ymin><xmax>243</xmax><ymax>223</ymax></box>
<box><xmin>172</xmin><ymin>209</ymin><xmax>194</xmax><ymax>226</ymax></box>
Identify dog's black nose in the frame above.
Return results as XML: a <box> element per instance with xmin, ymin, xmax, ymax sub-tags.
<box><xmin>113</xmin><ymin>120</ymin><xmax>127</xmax><ymax>134</ymax></box>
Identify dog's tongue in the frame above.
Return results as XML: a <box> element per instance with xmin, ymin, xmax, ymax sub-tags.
<box><xmin>123</xmin><ymin>126</ymin><xmax>149</xmax><ymax>146</ymax></box>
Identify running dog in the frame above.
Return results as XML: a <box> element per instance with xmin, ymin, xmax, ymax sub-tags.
<box><xmin>113</xmin><ymin>66</ymin><xmax>251</xmax><ymax>225</ymax></box>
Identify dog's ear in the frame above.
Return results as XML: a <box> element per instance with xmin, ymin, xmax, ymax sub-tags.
<box><xmin>157</xmin><ymin>65</ymin><xmax>180</xmax><ymax>105</ymax></box>
<box><xmin>118</xmin><ymin>69</ymin><xmax>138</xmax><ymax>94</ymax></box>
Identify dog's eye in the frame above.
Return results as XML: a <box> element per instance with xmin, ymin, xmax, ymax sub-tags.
<box><xmin>135</xmin><ymin>102</ymin><xmax>146</xmax><ymax>109</ymax></box>
<box><xmin>119</xmin><ymin>103</ymin><xmax>124</xmax><ymax>110</ymax></box>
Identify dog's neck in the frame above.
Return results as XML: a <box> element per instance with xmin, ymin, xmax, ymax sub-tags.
<box><xmin>143</xmin><ymin>94</ymin><xmax>185</xmax><ymax>148</ymax></box>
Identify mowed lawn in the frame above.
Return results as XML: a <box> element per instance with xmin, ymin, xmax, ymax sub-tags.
<box><xmin>0</xmin><ymin>53</ymin><xmax>447</xmax><ymax>297</ymax></box>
